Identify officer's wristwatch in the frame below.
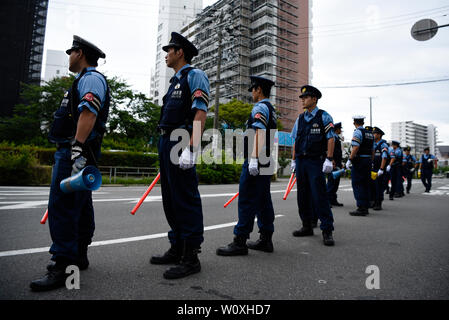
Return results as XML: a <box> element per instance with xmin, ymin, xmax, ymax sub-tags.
<box><xmin>326</xmin><ymin>156</ymin><xmax>333</xmax><ymax>161</ymax></box>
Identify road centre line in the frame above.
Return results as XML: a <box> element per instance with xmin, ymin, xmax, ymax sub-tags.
<box><xmin>0</xmin><ymin>215</ymin><xmax>284</xmax><ymax>258</ymax></box>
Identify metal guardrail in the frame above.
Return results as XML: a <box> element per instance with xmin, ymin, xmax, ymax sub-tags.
<box><xmin>98</xmin><ymin>166</ymin><xmax>159</xmax><ymax>183</ymax></box>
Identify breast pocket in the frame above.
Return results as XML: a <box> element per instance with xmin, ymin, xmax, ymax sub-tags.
<box><xmin>49</xmin><ymin>103</ymin><xmax>75</xmax><ymax>140</ymax></box>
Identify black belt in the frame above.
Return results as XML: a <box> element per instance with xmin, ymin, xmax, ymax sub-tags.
<box><xmin>296</xmin><ymin>153</ymin><xmax>325</xmax><ymax>160</ymax></box>
<box><xmin>158</xmin><ymin>126</ymin><xmax>192</xmax><ymax>136</ymax></box>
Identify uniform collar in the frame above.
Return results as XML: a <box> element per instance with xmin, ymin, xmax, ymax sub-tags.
<box><xmin>175</xmin><ymin>64</ymin><xmax>191</xmax><ymax>79</ymax></box>
<box><xmin>304</xmin><ymin>106</ymin><xmax>319</xmax><ymax>117</ymax></box>
<box><xmin>258</xmin><ymin>98</ymin><xmax>271</xmax><ymax>105</ymax></box>
<box><xmin>76</xmin><ymin>67</ymin><xmax>96</xmax><ymax>79</ymax></box>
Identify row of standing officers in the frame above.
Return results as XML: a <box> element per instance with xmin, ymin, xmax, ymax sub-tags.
<box><xmin>30</xmin><ymin>33</ymin><xmax>438</xmax><ymax>291</ymax></box>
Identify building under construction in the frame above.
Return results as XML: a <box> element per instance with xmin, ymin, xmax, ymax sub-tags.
<box><xmin>181</xmin><ymin>0</ymin><xmax>310</xmax><ymax>131</ymax></box>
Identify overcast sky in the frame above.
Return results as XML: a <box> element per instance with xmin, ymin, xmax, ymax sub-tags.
<box><xmin>42</xmin><ymin>0</ymin><xmax>449</xmax><ymax>144</ymax></box>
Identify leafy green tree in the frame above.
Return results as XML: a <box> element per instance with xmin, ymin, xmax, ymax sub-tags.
<box><xmin>0</xmin><ymin>75</ymin><xmax>160</xmax><ymax>151</ymax></box>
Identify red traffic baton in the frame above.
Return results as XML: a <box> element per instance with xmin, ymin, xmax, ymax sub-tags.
<box><xmin>283</xmin><ymin>177</ymin><xmax>297</xmax><ymax>200</ymax></box>
<box><xmin>283</xmin><ymin>172</ymin><xmax>295</xmax><ymax>200</ymax></box>
<box><xmin>130</xmin><ymin>172</ymin><xmax>161</xmax><ymax>215</ymax></box>
<box><xmin>40</xmin><ymin>209</ymin><xmax>48</xmax><ymax>224</ymax></box>
<box><xmin>224</xmin><ymin>192</ymin><xmax>239</xmax><ymax>208</ymax></box>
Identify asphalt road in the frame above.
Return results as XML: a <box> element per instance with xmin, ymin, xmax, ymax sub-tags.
<box><xmin>0</xmin><ymin>177</ymin><xmax>448</xmax><ymax>300</ymax></box>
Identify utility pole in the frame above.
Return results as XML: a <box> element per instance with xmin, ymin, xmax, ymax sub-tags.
<box><xmin>213</xmin><ymin>11</ymin><xmax>224</xmax><ymax>130</ymax></box>
<box><xmin>369</xmin><ymin>96</ymin><xmax>373</xmax><ymax>127</ymax></box>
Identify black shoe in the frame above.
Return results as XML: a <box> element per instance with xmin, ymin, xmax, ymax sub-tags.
<box><xmin>389</xmin><ymin>196</ymin><xmax>394</xmax><ymax>200</ymax></box>
<box><xmin>369</xmin><ymin>201</ymin><xmax>375</xmax><ymax>208</ymax></box>
<box><xmin>322</xmin><ymin>231</ymin><xmax>335</xmax><ymax>246</ymax></box>
<box><xmin>216</xmin><ymin>236</ymin><xmax>248</xmax><ymax>256</ymax></box>
<box><xmin>292</xmin><ymin>226</ymin><xmax>314</xmax><ymax>237</ymax></box>
<box><xmin>406</xmin><ymin>190</ymin><xmax>410</xmax><ymax>194</ymax></box>
<box><xmin>373</xmin><ymin>202</ymin><xmax>382</xmax><ymax>211</ymax></box>
<box><xmin>349</xmin><ymin>207</ymin><xmax>369</xmax><ymax>216</ymax></box>
<box><xmin>150</xmin><ymin>244</ymin><xmax>182</xmax><ymax>265</ymax></box>
<box><xmin>30</xmin><ymin>261</ymin><xmax>71</xmax><ymax>292</ymax></box>
<box><xmin>163</xmin><ymin>244</ymin><xmax>201</xmax><ymax>279</ymax></box>
<box><xmin>47</xmin><ymin>258</ymin><xmax>89</xmax><ymax>271</ymax></box>
<box><xmin>247</xmin><ymin>233</ymin><xmax>273</xmax><ymax>253</ymax></box>
<box><xmin>330</xmin><ymin>201</ymin><xmax>344</xmax><ymax>207</ymax></box>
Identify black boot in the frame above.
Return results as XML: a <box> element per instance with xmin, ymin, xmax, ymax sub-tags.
<box><xmin>150</xmin><ymin>243</ymin><xmax>182</xmax><ymax>265</ymax></box>
<box><xmin>373</xmin><ymin>201</ymin><xmax>382</xmax><ymax>211</ymax></box>
<box><xmin>349</xmin><ymin>207</ymin><xmax>369</xmax><ymax>216</ymax></box>
<box><xmin>247</xmin><ymin>232</ymin><xmax>273</xmax><ymax>253</ymax></box>
<box><xmin>330</xmin><ymin>201</ymin><xmax>344</xmax><ymax>207</ymax></box>
<box><xmin>322</xmin><ymin>230</ymin><xmax>335</xmax><ymax>246</ymax></box>
<box><xmin>163</xmin><ymin>243</ymin><xmax>201</xmax><ymax>279</ymax></box>
<box><xmin>292</xmin><ymin>222</ymin><xmax>314</xmax><ymax>237</ymax></box>
<box><xmin>216</xmin><ymin>235</ymin><xmax>248</xmax><ymax>256</ymax></box>
<box><xmin>30</xmin><ymin>258</ymin><xmax>72</xmax><ymax>292</ymax></box>
<box><xmin>47</xmin><ymin>241</ymin><xmax>90</xmax><ymax>272</ymax></box>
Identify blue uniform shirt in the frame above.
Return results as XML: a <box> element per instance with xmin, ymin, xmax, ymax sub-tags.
<box><xmin>389</xmin><ymin>147</ymin><xmax>402</xmax><ymax>159</ymax></box>
<box><xmin>403</xmin><ymin>154</ymin><xmax>416</xmax><ymax>163</ymax></box>
<box><xmin>76</xmin><ymin>67</ymin><xmax>108</xmax><ymax>141</ymax></box>
<box><xmin>374</xmin><ymin>140</ymin><xmax>389</xmax><ymax>158</ymax></box>
<box><xmin>175</xmin><ymin>64</ymin><xmax>210</xmax><ymax>112</ymax></box>
<box><xmin>290</xmin><ymin>107</ymin><xmax>335</xmax><ymax>140</ymax></box>
<box><xmin>418</xmin><ymin>154</ymin><xmax>436</xmax><ymax>163</ymax></box>
<box><xmin>250</xmin><ymin>99</ymin><xmax>271</xmax><ymax>130</ymax></box>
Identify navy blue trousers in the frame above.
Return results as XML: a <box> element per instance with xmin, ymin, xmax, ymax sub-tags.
<box><xmin>48</xmin><ymin>147</ymin><xmax>95</xmax><ymax>262</ymax></box>
<box><xmin>158</xmin><ymin>135</ymin><xmax>204</xmax><ymax>248</ymax></box>
<box><xmin>370</xmin><ymin>173</ymin><xmax>386</xmax><ymax>203</ymax></box>
<box><xmin>234</xmin><ymin>161</ymin><xmax>275</xmax><ymax>238</ymax></box>
<box><xmin>351</xmin><ymin>157</ymin><xmax>371</xmax><ymax>208</ymax></box>
<box><xmin>296</xmin><ymin>158</ymin><xmax>334</xmax><ymax>231</ymax></box>
<box><xmin>326</xmin><ymin>169</ymin><xmax>341</xmax><ymax>203</ymax></box>
<box><xmin>421</xmin><ymin>168</ymin><xmax>433</xmax><ymax>191</ymax></box>
<box><xmin>390</xmin><ymin>165</ymin><xmax>403</xmax><ymax>196</ymax></box>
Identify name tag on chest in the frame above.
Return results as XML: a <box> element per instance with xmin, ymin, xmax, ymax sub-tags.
<box><xmin>310</xmin><ymin>128</ymin><xmax>321</xmax><ymax>135</ymax></box>
<box><xmin>170</xmin><ymin>90</ymin><xmax>182</xmax><ymax>99</ymax></box>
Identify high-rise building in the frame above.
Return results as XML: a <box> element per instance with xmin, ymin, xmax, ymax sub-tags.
<box><xmin>181</xmin><ymin>0</ymin><xmax>310</xmax><ymax>131</ymax></box>
<box><xmin>391</xmin><ymin>121</ymin><xmax>438</xmax><ymax>157</ymax></box>
<box><xmin>42</xmin><ymin>50</ymin><xmax>69</xmax><ymax>83</ymax></box>
<box><xmin>150</xmin><ymin>0</ymin><xmax>203</xmax><ymax>106</ymax></box>
<box><xmin>0</xmin><ymin>0</ymin><xmax>48</xmax><ymax>117</ymax></box>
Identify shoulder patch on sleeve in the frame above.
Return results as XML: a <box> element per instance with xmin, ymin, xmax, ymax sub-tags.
<box><xmin>191</xmin><ymin>89</ymin><xmax>209</xmax><ymax>106</ymax></box>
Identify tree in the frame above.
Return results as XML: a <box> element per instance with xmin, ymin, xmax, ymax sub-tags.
<box><xmin>0</xmin><ymin>75</ymin><xmax>160</xmax><ymax>151</ymax></box>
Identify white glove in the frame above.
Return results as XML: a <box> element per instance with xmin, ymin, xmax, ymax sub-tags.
<box><xmin>291</xmin><ymin>159</ymin><xmax>296</xmax><ymax>172</ymax></box>
<box><xmin>179</xmin><ymin>147</ymin><xmax>196</xmax><ymax>170</ymax></box>
<box><xmin>377</xmin><ymin>169</ymin><xmax>384</xmax><ymax>176</ymax></box>
<box><xmin>386</xmin><ymin>165</ymin><xmax>391</xmax><ymax>172</ymax></box>
<box><xmin>345</xmin><ymin>159</ymin><xmax>352</xmax><ymax>169</ymax></box>
<box><xmin>248</xmin><ymin>158</ymin><xmax>259</xmax><ymax>176</ymax></box>
<box><xmin>428</xmin><ymin>158</ymin><xmax>433</xmax><ymax>163</ymax></box>
<box><xmin>322</xmin><ymin>158</ymin><xmax>333</xmax><ymax>174</ymax></box>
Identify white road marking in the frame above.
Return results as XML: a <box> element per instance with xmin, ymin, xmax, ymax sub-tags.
<box><xmin>0</xmin><ymin>189</ymin><xmax>297</xmax><ymax>210</ymax></box>
<box><xmin>0</xmin><ymin>215</ymin><xmax>284</xmax><ymax>257</ymax></box>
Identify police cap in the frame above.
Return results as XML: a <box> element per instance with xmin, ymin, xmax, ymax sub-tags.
<box><xmin>66</xmin><ymin>35</ymin><xmax>106</xmax><ymax>59</ymax></box>
<box><xmin>352</xmin><ymin>115</ymin><xmax>366</xmax><ymax>120</ymax></box>
<box><xmin>424</xmin><ymin>147</ymin><xmax>430</xmax><ymax>151</ymax></box>
<box><xmin>392</xmin><ymin>140</ymin><xmax>401</xmax><ymax>146</ymax></box>
<box><xmin>365</xmin><ymin>126</ymin><xmax>373</xmax><ymax>132</ymax></box>
<box><xmin>373</xmin><ymin>126</ymin><xmax>385</xmax><ymax>136</ymax></box>
<box><xmin>404</xmin><ymin>146</ymin><xmax>411</xmax><ymax>151</ymax></box>
<box><xmin>299</xmin><ymin>85</ymin><xmax>322</xmax><ymax>99</ymax></box>
<box><xmin>334</xmin><ymin>122</ymin><xmax>342</xmax><ymax>130</ymax></box>
<box><xmin>163</xmin><ymin>32</ymin><xmax>198</xmax><ymax>57</ymax></box>
<box><xmin>248</xmin><ymin>75</ymin><xmax>275</xmax><ymax>92</ymax></box>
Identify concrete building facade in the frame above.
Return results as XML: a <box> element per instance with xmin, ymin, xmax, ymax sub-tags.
<box><xmin>150</xmin><ymin>0</ymin><xmax>203</xmax><ymax>106</ymax></box>
<box><xmin>391</xmin><ymin>121</ymin><xmax>439</xmax><ymax>157</ymax></box>
<box><xmin>42</xmin><ymin>50</ymin><xmax>69</xmax><ymax>83</ymax></box>
<box><xmin>180</xmin><ymin>0</ymin><xmax>310</xmax><ymax>131</ymax></box>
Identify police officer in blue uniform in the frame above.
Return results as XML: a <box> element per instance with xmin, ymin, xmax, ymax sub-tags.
<box><xmin>419</xmin><ymin>147</ymin><xmax>437</xmax><ymax>192</ymax></box>
<box><xmin>149</xmin><ymin>32</ymin><xmax>210</xmax><ymax>279</ymax></box>
<box><xmin>290</xmin><ymin>85</ymin><xmax>335</xmax><ymax>246</ymax></box>
<box><xmin>387</xmin><ymin>140</ymin><xmax>404</xmax><ymax>200</ymax></box>
<box><xmin>371</xmin><ymin>127</ymin><xmax>389</xmax><ymax>210</ymax></box>
<box><xmin>402</xmin><ymin>146</ymin><xmax>416</xmax><ymax>194</ymax></box>
<box><xmin>346</xmin><ymin>115</ymin><xmax>374</xmax><ymax>216</ymax></box>
<box><xmin>216</xmin><ymin>76</ymin><xmax>277</xmax><ymax>256</ymax></box>
<box><xmin>30</xmin><ymin>36</ymin><xmax>109</xmax><ymax>291</ymax></box>
<box><xmin>326</xmin><ymin>122</ymin><xmax>344</xmax><ymax>207</ymax></box>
